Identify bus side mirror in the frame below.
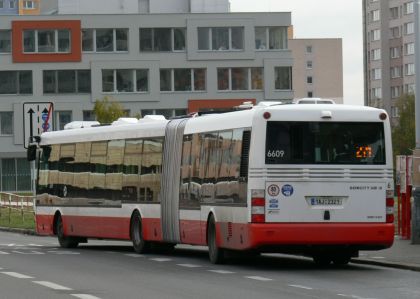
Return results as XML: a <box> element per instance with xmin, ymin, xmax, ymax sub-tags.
<box><xmin>27</xmin><ymin>144</ymin><xmax>37</xmax><ymax>161</ymax></box>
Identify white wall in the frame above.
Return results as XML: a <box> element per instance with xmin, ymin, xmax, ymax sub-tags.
<box><xmin>58</xmin><ymin>0</ymin><xmax>139</xmax><ymax>14</ymax></box>
<box><xmin>190</xmin><ymin>0</ymin><xmax>230</xmax><ymax>13</ymax></box>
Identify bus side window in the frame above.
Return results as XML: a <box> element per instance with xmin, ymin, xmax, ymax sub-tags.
<box><xmin>190</xmin><ymin>133</ymin><xmax>202</xmax><ymax>203</ymax></box>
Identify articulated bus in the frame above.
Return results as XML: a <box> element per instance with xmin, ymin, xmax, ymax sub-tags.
<box><xmin>28</xmin><ymin>102</ymin><xmax>394</xmax><ymax>264</ymax></box>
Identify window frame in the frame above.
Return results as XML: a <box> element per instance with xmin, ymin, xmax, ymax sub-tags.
<box><xmin>102</xmin><ymin>69</ymin><xmax>149</xmax><ymax>94</ymax></box>
<box><xmin>197</xmin><ymin>27</ymin><xmax>244</xmax><ymax>52</ymax></box>
<box><xmin>160</xmin><ymin>68</ymin><xmax>207</xmax><ymax>92</ymax></box>
<box><xmin>82</xmin><ymin>28</ymin><xmax>129</xmax><ymax>53</ymax></box>
<box><xmin>23</xmin><ymin>29</ymin><xmax>71</xmax><ymax>54</ymax></box>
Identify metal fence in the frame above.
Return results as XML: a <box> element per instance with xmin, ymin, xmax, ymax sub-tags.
<box><xmin>0</xmin><ymin>192</ymin><xmax>35</xmax><ymax>224</ymax></box>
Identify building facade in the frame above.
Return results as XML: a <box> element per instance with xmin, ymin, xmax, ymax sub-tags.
<box><xmin>289</xmin><ymin>38</ymin><xmax>343</xmax><ymax>103</ymax></box>
<box><xmin>18</xmin><ymin>0</ymin><xmax>40</xmax><ymax>15</ymax></box>
<box><xmin>0</xmin><ymin>12</ymin><xmax>293</xmax><ymax>192</ymax></box>
<box><xmin>0</xmin><ymin>0</ymin><xmax>19</xmax><ymax>14</ymax></box>
<box><xmin>363</xmin><ymin>0</ymin><xmax>415</xmax><ymax>120</ymax></box>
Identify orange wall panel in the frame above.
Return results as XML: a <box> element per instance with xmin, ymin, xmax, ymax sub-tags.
<box><xmin>19</xmin><ymin>0</ymin><xmax>40</xmax><ymax>15</ymax></box>
<box><xmin>188</xmin><ymin>99</ymin><xmax>256</xmax><ymax>113</ymax></box>
<box><xmin>12</xmin><ymin>20</ymin><xmax>81</xmax><ymax>63</ymax></box>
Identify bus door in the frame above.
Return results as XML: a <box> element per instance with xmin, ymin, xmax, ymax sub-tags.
<box><xmin>160</xmin><ymin>119</ymin><xmax>188</xmax><ymax>243</ymax></box>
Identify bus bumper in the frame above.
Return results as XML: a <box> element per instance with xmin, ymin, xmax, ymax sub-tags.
<box><xmin>247</xmin><ymin>223</ymin><xmax>394</xmax><ymax>251</ymax></box>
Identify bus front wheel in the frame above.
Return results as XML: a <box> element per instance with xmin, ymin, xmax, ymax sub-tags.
<box><xmin>207</xmin><ymin>215</ymin><xmax>225</xmax><ymax>264</ymax></box>
<box><xmin>130</xmin><ymin>211</ymin><xmax>150</xmax><ymax>254</ymax></box>
<box><xmin>56</xmin><ymin>215</ymin><xmax>79</xmax><ymax>248</ymax></box>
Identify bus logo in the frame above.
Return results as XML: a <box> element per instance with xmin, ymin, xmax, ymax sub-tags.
<box><xmin>281</xmin><ymin>184</ymin><xmax>294</xmax><ymax>197</ymax></box>
<box><xmin>267</xmin><ymin>184</ymin><xmax>280</xmax><ymax>197</ymax></box>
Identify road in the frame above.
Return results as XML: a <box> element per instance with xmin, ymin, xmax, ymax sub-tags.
<box><xmin>0</xmin><ymin>231</ymin><xmax>419</xmax><ymax>299</ymax></box>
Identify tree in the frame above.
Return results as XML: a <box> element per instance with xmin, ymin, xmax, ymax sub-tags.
<box><xmin>93</xmin><ymin>96</ymin><xmax>126</xmax><ymax>124</ymax></box>
<box><xmin>392</xmin><ymin>94</ymin><xmax>415</xmax><ymax>157</ymax></box>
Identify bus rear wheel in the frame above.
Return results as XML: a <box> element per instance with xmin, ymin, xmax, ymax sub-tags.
<box><xmin>56</xmin><ymin>215</ymin><xmax>79</xmax><ymax>248</ymax></box>
<box><xmin>332</xmin><ymin>254</ymin><xmax>352</xmax><ymax>265</ymax></box>
<box><xmin>207</xmin><ymin>215</ymin><xmax>225</xmax><ymax>264</ymax></box>
<box><xmin>131</xmin><ymin>211</ymin><xmax>150</xmax><ymax>254</ymax></box>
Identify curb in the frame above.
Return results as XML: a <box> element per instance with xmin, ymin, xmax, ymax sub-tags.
<box><xmin>351</xmin><ymin>258</ymin><xmax>420</xmax><ymax>272</ymax></box>
<box><xmin>0</xmin><ymin>227</ymin><xmax>37</xmax><ymax>236</ymax></box>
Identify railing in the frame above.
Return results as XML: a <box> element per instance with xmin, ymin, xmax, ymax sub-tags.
<box><xmin>0</xmin><ymin>192</ymin><xmax>35</xmax><ymax>225</ymax></box>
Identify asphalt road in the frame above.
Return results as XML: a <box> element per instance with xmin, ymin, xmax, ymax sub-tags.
<box><xmin>0</xmin><ymin>231</ymin><xmax>419</xmax><ymax>299</ymax></box>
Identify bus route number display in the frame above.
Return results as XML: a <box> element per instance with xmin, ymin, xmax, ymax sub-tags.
<box><xmin>356</xmin><ymin>146</ymin><xmax>372</xmax><ymax>159</ymax></box>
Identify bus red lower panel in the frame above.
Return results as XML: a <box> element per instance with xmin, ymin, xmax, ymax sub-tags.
<box><xmin>246</xmin><ymin>223</ymin><xmax>394</xmax><ymax>250</ymax></box>
<box><xmin>36</xmin><ymin>214</ymin><xmax>55</xmax><ymax>235</ymax></box>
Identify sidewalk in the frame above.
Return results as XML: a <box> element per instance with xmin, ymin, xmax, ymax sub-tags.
<box><xmin>352</xmin><ymin>236</ymin><xmax>420</xmax><ymax>271</ymax></box>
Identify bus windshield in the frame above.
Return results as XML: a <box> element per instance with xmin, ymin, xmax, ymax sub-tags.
<box><xmin>265</xmin><ymin>121</ymin><xmax>385</xmax><ymax>165</ymax></box>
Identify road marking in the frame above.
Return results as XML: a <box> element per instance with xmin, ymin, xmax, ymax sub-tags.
<box><xmin>245</xmin><ymin>276</ymin><xmax>273</xmax><ymax>281</ymax></box>
<box><xmin>288</xmin><ymin>284</ymin><xmax>313</xmax><ymax>290</ymax></box>
<box><xmin>0</xmin><ymin>251</ymin><xmax>10</xmax><ymax>254</ymax></box>
<box><xmin>1</xmin><ymin>272</ymin><xmax>34</xmax><ymax>279</ymax></box>
<box><xmin>33</xmin><ymin>281</ymin><xmax>72</xmax><ymax>290</ymax></box>
<box><xmin>71</xmin><ymin>294</ymin><xmax>102</xmax><ymax>299</ymax></box>
<box><xmin>28</xmin><ymin>244</ymin><xmax>44</xmax><ymax>247</ymax></box>
<box><xmin>12</xmin><ymin>250</ymin><xmax>45</xmax><ymax>255</ymax></box>
<box><xmin>177</xmin><ymin>264</ymin><xmax>201</xmax><ymax>268</ymax></box>
<box><xmin>47</xmin><ymin>251</ymin><xmax>80</xmax><ymax>255</ymax></box>
<box><xmin>208</xmin><ymin>270</ymin><xmax>235</xmax><ymax>274</ymax></box>
<box><xmin>337</xmin><ymin>295</ymin><xmax>378</xmax><ymax>299</ymax></box>
<box><xmin>7</xmin><ymin>244</ymin><xmax>15</xmax><ymax>247</ymax></box>
<box><xmin>150</xmin><ymin>258</ymin><xmax>172</xmax><ymax>262</ymax></box>
<box><xmin>125</xmin><ymin>254</ymin><xmax>145</xmax><ymax>258</ymax></box>
<box><xmin>371</xmin><ymin>256</ymin><xmax>385</xmax><ymax>259</ymax></box>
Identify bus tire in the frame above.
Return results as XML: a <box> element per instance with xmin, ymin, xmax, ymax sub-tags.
<box><xmin>207</xmin><ymin>215</ymin><xmax>225</xmax><ymax>264</ymax></box>
<box><xmin>130</xmin><ymin>211</ymin><xmax>150</xmax><ymax>254</ymax></box>
<box><xmin>313</xmin><ymin>254</ymin><xmax>332</xmax><ymax>266</ymax></box>
<box><xmin>56</xmin><ymin>215</ymin><xmax>79</xmax><ymax>249</ymax></box>
<box><xmin>332</xmin><ymin>254</ymin><xmax>351</xmax><ymax>265</ymax></box>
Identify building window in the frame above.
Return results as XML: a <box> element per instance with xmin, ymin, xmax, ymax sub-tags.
<box><xmin>391</xmin><ymin>106</ymin><xmax>399</xmax><ymax>118</ymax></box>
<box><xmin>82</xmin><ymin>28</ymin><xmax>128</xmax><ymax>52</ymax></box>
<box><xmin>0</xmin><ymin>30</ymin><xmax>11</xmax><ymax>53</ymax></box>
<box><xmin>307</xmin><ymin>91</ymin><xmax>313</xmax><ymax>98</ymax></box>
<box><xmin>102</xmin><ymin>69</ymin><xmax>149</xmax><ymax>93</ymax></box>
<box><xmin>139</xmin><ymin>28</ymin><xmax>186</xmax><ymax>52</ymax></box>
<box><xmin>23</xmin><ymin>29</ymin><xmax>71</xmax><ymax>53</ymax></box>
<box><xmin>371</xmin><ymin>9</ymin><xmax>380</xmax><ymax>21</ymax></box>
<box><xmin>55</xmin><ymin>111</ymin><xmax>72</xmax><ymax>130</ymax></box>
<box><xmin>389</xmin><ymin>27</ymin><xmax>400</xmax><ymax>39</ymax></box>
<box><xmin>216</xmin><ymin>67</ymin><xmax>263</xmax><ymax>91</ymax></box>
<box><xmin>0</xmin><ymin>71</ymin><xmax>32</xmax><ymax>95</ymax></box>
<box><xmin>404</xmin><ymin>2</ymin><xmax>414</xmax><ymax>14</ymax></box>
<box><xmin>405</xmin><ymin>83</ymin><xmax>415</xmax><ymax>94</ymax></box>
<box><xmin>307</xmin><ymin>76</ymin><xmax>313</xmax><ymax>84</ymax></box>
<box><xmin>391</xmin><ymin>86</ymin><xmax>401</xmax><ymax>98</ymax></box>
<box><xmin>404</xmin><ymin>22</ymin><xmax>414</xmax><ymax>35</ymax></box>
<box><xmin>274</xmin><ymin>67</ymin><xmax>292</xmax><ymax>90</ymax></box>
<box><xmin>43</xmin><ymin>70</ymin><xmax>91</xmax><ymax>94</ymax></box>
<box><xmin>371</xmin><ymin>48</ymin><xmax>381</xmax><ymax>60</ymax></box>
<box><xmin>405</xmin><ymin>42</ymin><xmax>414</xmax><ymax>55</ymax></box>
<box><xmin>390</xmin><ymin>7</ymin><xmax>399</xmax><ymax>19</ymax></box>
<box><xmin>405</xmin><ymin>63</ymin><xmax>415</xmax><ymax>75</ymax></box>
<box><xmin>390</xmin><ymin>46</ymin><xmax>400</xmax><ymax>58</ymax></box>
<box><xmin>0</xmin><ymin>1</ymin><xmax>3</xmax><ymax>8</ymax></box>
<box><xmin>160</xmin><ymin>68</ymin><xmax>206</xmax><ymax>92</ymax></box>
<box><xmin>198</xmin><ymin>27</ymin><xmax>244</xmax><ymax>51</ymax></box>
<box><xmin>0</xmin><ymin>112</ymin><xmax>13</xmax><ymax>135</ymax></box>
<box><xmin>371</xmin><ymin>29</ymin><xmax>380</xmax><ymax>41</ymax></box>
<box><xmin>371</xmin><ymin>68</ymin><xmax>381</xmax><ymax>80</ymax></box>
<box><xmin>306</xmin><ymin>61</ymin><xmax>313</xmax><ymax>69</ymax></box>
<box><xmin>83</xmin><ymin>110</ymin><xmax>96</xmax><ymax>121</ymax></box>
<box><xmin>371</xmin><ymin>87</ymin><xmax>382</xmax><ymax>99</ymax></box>
<box><xmin>255</xmin><ymin>26</ymin><xmax>288</xmax><ymax>50</ymax></box>
<box><xmin>23</xmin><ymin>1</ymin><xmax>35</xmax><ymax>9</ymax></box>
<box><xmin>9</xmin><ymin>0</ymin><xmax>15</xmax><ymax>9</ymax></box>
<box><xmin>306</xmin><ymin>45</ymin><xmax>312</xmax><ymax>53</ymax></box>
<box><xmin>391</xmin><ymin>66</ymin><xmax>401</xmax><ymax>78</ymax></box>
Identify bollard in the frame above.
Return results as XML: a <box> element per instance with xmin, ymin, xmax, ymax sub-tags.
<box><xmin>412</xmin><ymin>187</ymin><xmax>420</xmax><ymax>244</ymax></box>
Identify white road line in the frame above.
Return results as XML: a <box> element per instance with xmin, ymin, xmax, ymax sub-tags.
<box><xmin>125</xmin><ymin>254</ymin><xmax>145</xmax><ymax>258</ymax></box>
<box><xmin>33</xmin><ymin>281</ymin><xmax>72</xmax><ymax>290</ymax></box>
<box><xmin>208</xmin><ymin>270</ymin><xmax>235</xmax><ymax>274</ymax></box>
<box><xmin>71</xmin><ymin>294</ymin><xmax>102</xmax><ymax>299</ymax></box>
<box><xmin>47</xmin><ymin>251</ymin><xmax>80</xmax><ymax>255</ymax></box>
<box><xmin>150</xmin><ymin>258</ymin><xmax>172</xmax><ymax>262</ymax></box>
<box><xmin>12</xmin><ymin>251</ymin><xmax>45</xmax><ymax>255</ymax></box>
<box><xmin>245</xmin><ymin>276</ymin><xmax>273</xmax><ymax>281</ymax></box>
<box><xmin>28</xmin><ymin>244</ymin><xmax>44</xmax><ymax>247</ymax></box>
<box><xmin>371</xmin><ymin>256</ymin><xmax>385</xmax><ymax>259</ymax></box>
<box><xmin>177</xmin><ymin>264</ymin><xmax>201</xmax><ymax>268</ymax></box>
<box><xmin>1</xmin><ymin>272</ymin><xmax>34</xmax><ymax>279</ymax></box>
<box><xmin>7</xmin><ymin>244</ymin><xmax>15</xmax><ymax>247</ymax></box>
<box><xmin>288</xmin><ymin>284</ymin><xmax>313</xmax><ymax>290</ymax></box>
<box><xmin>0</xmin><ymin>251</ymin><xmax>10</xmax><ymax>254</ymax></box>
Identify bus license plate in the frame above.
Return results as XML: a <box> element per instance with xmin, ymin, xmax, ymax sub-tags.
<box><xmin>307</xmin><ymin>196</ymin><xmax>343</xmax><ymax>206</ymax></box>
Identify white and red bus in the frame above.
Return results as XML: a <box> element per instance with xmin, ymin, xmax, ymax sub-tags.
<box><xmin>29</xmin><ymin>102</ymin><xmax>394</xmax><ymax>264</ymax></box>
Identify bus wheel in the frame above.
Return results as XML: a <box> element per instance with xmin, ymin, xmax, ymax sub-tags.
<box><xmin>56</xmin><ymin>216</ymin><xmax>79</xmax><ymax>248</ymax></box>
<box><xmin>332</xmin><ymin>254</ymin><xmax>351</xmax><ymax>265</ymax></box>
<box><xmin>207</xmin><ymin>215</ymin><xmax>225</xmax><ymax>264</ymax></box>
<box><xmin>130</xmin><ymin>211</ymin><xmax>150</xmax><ymax>254</ymax></box>
<box><xmin>313</xmin><ymin>254</ymin><xmax>332</xmax><ymax>266</ymax></box>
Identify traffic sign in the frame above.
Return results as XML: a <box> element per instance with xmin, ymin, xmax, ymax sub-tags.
<box><xmin>23</xmin><ymin>102</ymin><xmax>54</xmax><ymax>148</ymax></box>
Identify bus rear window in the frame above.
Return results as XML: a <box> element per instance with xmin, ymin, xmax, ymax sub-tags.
<box><xmin>265</xmin><ymin>122</ymin><xmax>385</xmax><ymax>165</ymax></box>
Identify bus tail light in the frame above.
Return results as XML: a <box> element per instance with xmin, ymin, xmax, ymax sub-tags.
<box><xmin>386</xmin><ymin>190</ymin><xmax>394</xmax><ymax>223</ymax></box>
<box><xmin>251</xmin><ymin>189</ymin><xmax>265</xmax><ymax>223</ymax></box>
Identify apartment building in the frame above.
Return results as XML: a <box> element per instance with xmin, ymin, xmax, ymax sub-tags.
<box><xmin>363</xmin><ymin>0</ymin><xmax>415</xmax><ymax>120</ymax></box>
<box><xmin>0</xmin><ymin>0</ymin><xmax>18</xmax><ymax>14</ymax></box>
<box><xmin>0</xmin><ymin>12</ymin><xmax>293</xmax><ymax>192</ymax></box>
<box><xmin>289</xmin><ymin>38</ymin><xmax>343</xmax><ymax>103</ymax></box>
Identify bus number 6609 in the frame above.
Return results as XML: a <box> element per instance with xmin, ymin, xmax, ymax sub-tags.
<box><xmin>266</xmin><ymin>150</ymin><xmax>285</xmax><ymax>158</ymax></box>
